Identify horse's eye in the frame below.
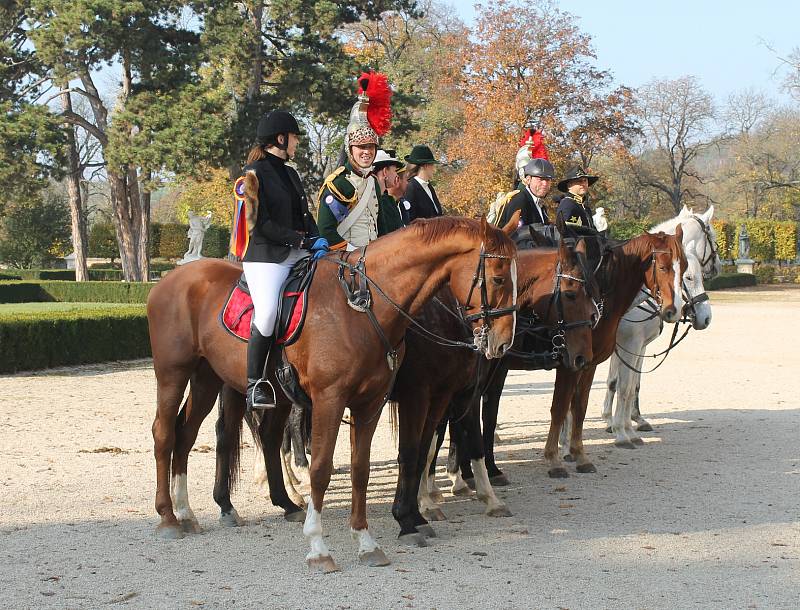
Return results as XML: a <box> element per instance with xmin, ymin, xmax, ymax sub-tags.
<box><xmin>660</xmin><ymin>266</ymin><xmax>669</xmax><ymax>272</ymax></box>
<box><xmin>491</xmin><ymin>277</ymin><xmax>505</xmax><ymax>286</ymax></box>
<box><xmin>563</xmin><ymin>291</ymin><xmax>577</xmax><ymax>301</ymax></box>
<box><xmin>685</xmin><ymin>275</ymin><xmax>693</xmax><ymax>282</ymax></box>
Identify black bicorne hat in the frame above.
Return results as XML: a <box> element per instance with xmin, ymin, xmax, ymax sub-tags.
<box><xmin>558</xmin><ymin>166</ymin><xmax>598</xmax><ymax>192</ymax></box>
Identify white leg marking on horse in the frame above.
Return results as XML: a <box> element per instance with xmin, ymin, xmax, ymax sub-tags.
<box><xmin>560</xmin><ymin>412</ymin><xmax>572</xmax><ymax>456</ymax></box>
<box><xmin>170</xmin><ymin>473</ymin><xmax>196</xmax><ymax>523</ymax></box>
<box><xmin>351</xmin><ymin>527</ymin><xmax>379</xmax><ymax>554</ymax></box>
<box><xmin>448</xmin><ymin>469</ymin><xmax>471</xmax><ymax>495</ymax></box>
<box><xmin>281</xmin><ymin>446</ymin><xmax>300</xmax><ymax>486</ymax></box>
<box><xmin>471</xmin><ymin>459</ymin><xmax>508</xmax><ymax>514</ymax></box>
<box><xmin>303</xmin><ymin>498</ymin><xmax>330</xmax><ymax>560</ymax></box>
<box><xmin>418</xmin><ymin>436</ymin><xmax>442</xmax><ymax>511</ymax></box>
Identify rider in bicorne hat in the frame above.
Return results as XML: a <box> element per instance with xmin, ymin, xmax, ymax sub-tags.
<box><xmin>555</xmin><ymin>166</ymin><xmax>600</xmax><ymax>229</ymax></box>
<box><xmin>317</xmin><ymin>71</ymin><xmax>393</xmax><ymax>251</ymax></box>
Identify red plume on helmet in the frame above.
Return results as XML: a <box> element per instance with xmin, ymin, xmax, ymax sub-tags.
<box><xmin>358</xmin><ymin>71</ymin><xmax>392</xmax><ymax>136</ymax></box>
<box><xmin>518</xmin><ymin>128</ymin><xmax>549</xmax><ymax>160</ymax></box>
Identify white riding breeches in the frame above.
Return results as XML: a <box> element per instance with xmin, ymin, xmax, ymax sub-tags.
<box><xmin>243</xmin><ymin>249</ymin><xmax>309</xmax><ymax>336</ymax></box>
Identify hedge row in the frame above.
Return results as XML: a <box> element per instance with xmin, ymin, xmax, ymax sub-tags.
<box><xmin>0</xmin><ymin>306</ymin><xmax>149</xmax><ymax>373</ymax></box>
<box><xmin>705</xmin><ymin>273</ymin><xmax>757</xmax><ymax>290</ymax></box>
<box><xmin>0</xmin><ymin>268</ymin><xmax>133</xmax><ymax>281</ymax></box>
<box><xmin>711</xmin><ymin>219</ymin><xmax>798</xmax><ymax>262</ymax></box>
<box><xmin>0</xmin><ymin>281</ymin><xmax>154</xmax><ymax>304</ymax></box>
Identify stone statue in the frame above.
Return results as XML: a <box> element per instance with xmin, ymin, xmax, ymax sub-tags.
<box><xmin>738</xmin><ymin>224</ymin><xmax>751</xmax><ymax>260</ymax></box>
<box><xmin>593</xmin><ymin>207</ymin><xmax>608</xmax><ymax>233</ymax></box>
<box><xmin>178</xmin><ymin>211</ymin><xmax>213</xmax><ymax>265</ymax></box>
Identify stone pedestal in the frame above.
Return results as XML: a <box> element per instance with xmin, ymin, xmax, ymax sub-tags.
<box><xmin>735</xmin><ymin>258</ymin><xmax>754</xmax><ymax>274</ymax></box>
<box><xmin>177</xmin><ymin>253</ymin><xmax>203</xmax><ymax>266</ymax></box>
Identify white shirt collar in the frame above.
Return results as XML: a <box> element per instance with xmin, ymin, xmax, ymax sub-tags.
<box><xmin>415</xmin><ymin>176</ymin><xmax>429</xmax><ymax>186</ymax></box>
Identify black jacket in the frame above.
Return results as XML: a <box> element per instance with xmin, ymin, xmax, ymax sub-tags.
<box><xmin>405</xmin><ymin>177</ymin><xmax>443</xmax><ymax>221</ymax></box>
<box><xmin>556</xmin><ymin>194</ymin><xmax>595</xmax><ymax>229</ymax></box>
<box><xmin>499</xmin><ymin>188</ymin><xmax>549</xmax><ymax>227</ymax></box>
<box><xmin>242</xmin><ymin>156</ymin><xmax>318</xmax><ymax>263</ymax></box>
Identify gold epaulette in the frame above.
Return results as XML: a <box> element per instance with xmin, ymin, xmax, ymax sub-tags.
<box><xmin>317</xmin><ymin>166</ymin><xmax>357</xmax><ymax>207</ymax></box>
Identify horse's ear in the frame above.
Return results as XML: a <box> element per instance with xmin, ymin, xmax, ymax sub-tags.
<box><xmin>679</xmin><ymin>205</ymin><xmax>691</xmax><ymax>218</ymax></box>
<box><xmin>675</xmin><ymin>223</ymin><xmax>684</xmax><ymax>243</ymax></box>
<box><xmin>575</xmin><ymin>237</ymin><xmax>587</xmax><ymax>256</ymax></box>
<box><xmin>702</xmin><ymin>205</ymin><xmax>714</xmax><ymax>222</ymax></box>
<box><xmin>480</xmin><ymin>214</ymin><xmax>489</xmax><ymax>239</ymax></box>
<box><xmin>500</xmin><ymin>210</ymin><xmax>521</xmax><ymax>236</ymax></box>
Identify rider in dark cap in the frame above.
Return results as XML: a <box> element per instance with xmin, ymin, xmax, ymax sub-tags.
<box><xmin>497</xmin><ymin>157</ymin><xmax>555</xmax><ymax>227</ymax></box>
<box><xmin>555</xmin><ymin>166</ymin><xmax>599</xmax><ymax>229</ymax></box>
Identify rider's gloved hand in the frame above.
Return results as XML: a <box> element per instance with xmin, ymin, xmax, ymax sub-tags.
<box><xmin>301</xmin><ymin>236</ymin><xmax>329</xmax><ymax>260</ymax></box>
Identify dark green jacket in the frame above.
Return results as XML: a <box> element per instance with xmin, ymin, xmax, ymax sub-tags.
<box><xmin>378</xmin><ymin>193</ymin><xmax>405</xmax><ymax>235</ymax></box>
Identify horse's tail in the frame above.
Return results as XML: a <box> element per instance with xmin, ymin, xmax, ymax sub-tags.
<box><xmin>216</xmin><ymin>388</ymin><xmax>244</xmax><ymax>492</ymax></box>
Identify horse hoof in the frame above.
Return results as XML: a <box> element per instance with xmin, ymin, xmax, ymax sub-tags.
<box><xmin>284</xmin><ymin>509</ymin><xmax>307</xmax><ymax>523</ymax></box>
<box><xmin>636</xmin><ymin>422</ymin><xmax>653</xmax><ymax>432</ymax></box>
<box><xmin>631</xmin><ymin>437</ymin><xmax>645</xmax><ymax>446</ymax></box>
<box><xmin>398</xmin><ymin>533</ymin><xmax>427</xmax><ymax>548</ymax></box>
<box><xmin>422</xmin><ymin>508</ymin><xmax>447</xmax><ymax>522</ymax></box>
<box><xmin>359</xmin><ymin>548</ymin><xmax>390</xmax><ymax>567</ymax></box>
<box><xmin>563</xmin><ymin>454</ymin><xmax>576</xmax><ymax>463</ymax></box>
<box><xmin>605</xmin><ymin>425</ymin><xmax>613</xmax><ymax>434</ymax></box>
<box><xmin>465</xmin><ymin>478</ymin><xmax>476</xmax><ymax>490</ymax></box>
<box><xmin>155</xmin><ymin>523</ymin><xmax>185</xmax><ymax>540</ymax></box>
<box><xmin>416</xmin><ymin>524</ymin><xmax>436</xmax><ymax>538</ymax></box>
<box><xmin>576</xmin><ymin>463</ymin><xmax>597</xmax><ymax>474</ymax></box>
<box><xmin>430</xmin><ymin>490</ymin><xmax>445</xmax><ymax>504</ymax></box>
<box><xmin>307</xmin><ymin>555</ymin><xmax>340</xmax><ymax>574</ymax></box>
<box><xmin>451</xmin><ymin>485</ymin><xmax>473</xmax><ymax>497</ymax></box>
<box><xmin>219</xmin><ymin>509</ymin><xmax>244</xmax><ymax>528</ymax></box>
<box><xmin>489</xmin><ymin>474</ymin><xmax>510</xmax><ymax>486</ymax></box>
<box><xmin>614</xmin><ymin>440</ymin><xmax>637</xmax><ymax>449</ymax></box>
<box><xmin>548</xmin><ymin>467</ymin><xmax>569</xmax><ymax>479</ymax></box>
<box><xmin>179</xmin><ymin>518</ymin><xmax>202</xmax><ymax>534</ymax></box>
<box><xmin>486</xmin><ymin>505</ymin><xmax>513</xmax><ymax>518</ymax></box>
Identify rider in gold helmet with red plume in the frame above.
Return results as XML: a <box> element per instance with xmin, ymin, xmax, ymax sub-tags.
<box><xmin>317</xmin><ymin>71</ymin><xmax>394</xmax><ymax>251</ymax></box>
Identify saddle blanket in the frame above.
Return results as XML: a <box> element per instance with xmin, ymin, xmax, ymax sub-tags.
<box><xmin>220</xmin><ymin>280</ymin><xmax>308</xmax><ymax>346</ymax></box>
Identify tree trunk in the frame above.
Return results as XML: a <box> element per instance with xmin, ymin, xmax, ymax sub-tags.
<box><xmin>61</xmin><ymin>85</ymin><xmax>89</xmax><ymax>281</ymax></box>
<box><xmin>108</xmin><ymin>170</ymin><xmax>141</xmax><ymax>281</ymax></box>
<box><xmin>138</xmin><ymin>173</ymin><xmax>151</xmax><ymax>281</ymax></box>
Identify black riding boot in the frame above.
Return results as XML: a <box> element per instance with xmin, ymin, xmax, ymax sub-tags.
<box><xmin>246</xmin><ymin>327</ymin><xmax>277</xmax><ymax>411</ymax></box>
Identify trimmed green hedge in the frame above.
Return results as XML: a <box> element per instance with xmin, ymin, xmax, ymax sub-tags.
<box><xmin>0</xmin><ymin>305</ymin><xmax>149</xmax><ymax>373</ymax></box>
<box><xmin>706</xmin><ymin>273</ymin><xmax>757</xmax><ymax>290</ymax></box>
<box><xmin>0</xmin><ymin>281</ymin><xmax>154</xmax><ymax>304</ymax></box>
<box><xmin>711</xmin><ymin>219</ymin><xmax>798</xmax><ymax>262</ymax></box>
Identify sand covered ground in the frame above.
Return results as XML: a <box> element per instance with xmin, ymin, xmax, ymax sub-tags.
<box><xmin>1</xmin><ymin>286</ymin><xmax>798</xmax><ymax>609</ymax></box>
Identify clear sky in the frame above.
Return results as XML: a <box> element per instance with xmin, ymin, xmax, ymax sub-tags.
<box><xmin>453</xmin><ymin>0</ymin><xmax>799</xmax><ymax>104</ymax></box>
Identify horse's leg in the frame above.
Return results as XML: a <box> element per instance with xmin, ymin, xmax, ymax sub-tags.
<box><xmin>349</xmin><ymin>408</ymin><xmax>390</xmax><ymax>567</ymax></box>
<box><xmin>626</xmin><ymin>367</ymin><xmax>644</xmax><ymax>445</ymax></box>
<box><xmin>426</xmin><ymin>419</ymin><xmax>447</xmax><ymax>503</ymax></box>
<box><xmin>481</xmin><ymin>362</ymin><xmax>509</xmax><ymax>480</ymax></box>
<box><xmin>418</xmin><ymin>432</ymin><xmax>447</xmax><ymax>521</ymax></box>
<box><xmin>290</xmin><ymin>404</ymin><xmax>311</xmax><ymax>484</ymax></box>
<box><xmin>304</xmin><ymin>397</ymin><xmax>346</xmax><ymax>573</ymax></box>
<box><xmin>281</xmin><ymin>422</ymin><xmax>300</xmax><ymax>487</ymax></box>
<box><xmin>171</xmin><ymin>362</ymin><xmax>222</xmax><ymax>534</ymax></box>
<box><xmin>632</xmin><ymin>383</ymin><xmax>653</xmax><ymax>431</ymax></box>
<box><xmin>258</xmin><ymin>403</ymin><xmax>305</xmax><ymax>521</ymax></box>
<box><xmin>214</xmin><ymin>385</ymin><xmax>246</xmax><ymax>527</ymax></box>
<box><xmin>569</xmin><ymin>365</ymin><xmax>598</xmax><ymax>473</ymax></box>
<box><xmin>602</xmin><ymin>358</ymin><xmax>618</xmax><ymax>433</ymax></box>
<box><xmin>446</xmin><ymin>417</ymin><xmax>474</xmax><ymax>496</ymax></box>
<box><xmin>612</xmin><ymin>361</ymin><xmax>637</xmax><ymax>449</ymax></box>
<box><xmin>392</xmin><ymin>388</ymin><xmax>430</xmax><ymax>548</ymax></box>
<box><xmin>544</xmin><ymin>368</ymin><xmax>578</xmax><ymax>478</ymax></box>
<box><xmin>152</xmin><ymin>364</ymin><xmax>194</xmax><ymax>538</ymax></box>
<box><xmin>242</xmin><ymin>411</ymin><xmax>269</xmax><ymax>493</ymax></box>
<box><xmin>459</xmin><ymin>392</ymin><xmax>512</xmax><ymax>517</ymax></box>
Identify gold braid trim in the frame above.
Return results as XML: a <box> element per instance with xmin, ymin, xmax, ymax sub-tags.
<box><xmin>316</xmin><ymin>166</ymin><xmax>356</xmax><ymax>207</ymax></box>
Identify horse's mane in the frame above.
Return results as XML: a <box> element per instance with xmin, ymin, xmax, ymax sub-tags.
<box><xmin>649</xmin><ymin>215</ymin><xmax>684</xmax><ymax>234</ymax></box>
<box><xmin>624</xmin><ymin>231</ymin><xmax>684</xmax><ymax>263</ymax></box>
<box><xmin>410</xmin><ymin>216</ymin><xmax>516</xmax><ymax>257</ymax></box>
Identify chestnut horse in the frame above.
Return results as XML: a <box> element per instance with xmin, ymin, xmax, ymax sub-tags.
<box><xmin>389</xmin><ymin>238</ymin><xmax>597</xmax><ymax>545</ymax></box>
<box><xmin>147</xmin><ymin>214</ymin><xmax>518</xmax><ymax>572</ymax></box>
<box><xmin>477</xmin><ymin>228</ymin><xmax>687</xmax><ymax>480</ymax></box>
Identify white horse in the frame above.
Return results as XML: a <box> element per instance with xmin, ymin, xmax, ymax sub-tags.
<box><xmin>599</xmin><ymin>206</ymin><xmax>720</xmax><ymax>445</ymax></box>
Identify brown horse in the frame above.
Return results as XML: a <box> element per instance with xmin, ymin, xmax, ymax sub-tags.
<box><xmin>477</xmin><ymin>228</ymin><xmax>687</xmax><ymax>480</ymax></box>
<box><xmin>389</xmin><ymin>238</ymin><xmax>596</xmax><ymax>545</ymax></box>
<box><xmin>147</xmin><ymin>214</ymin><xmax>518</xmax><ymax>572</ymax></box>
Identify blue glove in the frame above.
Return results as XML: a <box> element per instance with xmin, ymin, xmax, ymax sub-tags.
<box><xmin>301</xmin><ymin>236</ymin><xmax>329</xmax><ymax>260</ymax></box>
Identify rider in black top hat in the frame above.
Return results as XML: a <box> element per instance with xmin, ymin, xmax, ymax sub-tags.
<box><xmin>555</xmin><ymin>166</ymin><xmax>599</xmax><ymax>229</ymax></box>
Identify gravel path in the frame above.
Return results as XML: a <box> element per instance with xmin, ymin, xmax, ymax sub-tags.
<box><xmin>1</xmin><ymin>287</ymin><xmax>798</xmax><ymax>609</ymax></box>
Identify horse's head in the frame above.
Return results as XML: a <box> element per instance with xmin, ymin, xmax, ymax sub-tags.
<box><xmin>642</xmin><ymin>226</ymin><xmax>687</xmax><ymax>324</ymax></box>
<box><xmin>432</xmin><ymin>214</ymin><xmax>518</xmax><ymax>359</ymax></box>
<box><xmin>681</xmin><ymin>249</ymin><xmax>712</xmax><ymax>330</ymax></box>
<box><xmin>686</xmin><ymin>206</ymin><xmax>721</xmax><ymax>280</ymax></box>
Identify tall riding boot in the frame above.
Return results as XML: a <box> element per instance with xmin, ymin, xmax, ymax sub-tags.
<box><xmin>246</xmin><ymin>327</ymin><xmax>277</xmax><ymax>411</ymax></box>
